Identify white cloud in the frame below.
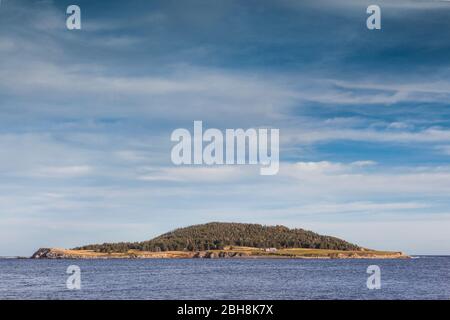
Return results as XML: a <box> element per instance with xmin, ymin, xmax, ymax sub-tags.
<box><xmin>283</xmin><ymin>0</ymin><xmax>450</xmax><ymax>11</ymax></box>
<box><xmin>388</xmin><ymin>122</ymin><xmax>412</xmax><ymax>130</ymax></box>
<box><xmin>1</xmin><ymin>0</ymin><xmax>450</xmax><ymax>257</ymax></box>
<box><xmin>292</xmin><ymin>161</ymin><xmax>346</xmax><ymax>173</ymax></box>
<box><xmin>351</xmin><ymin>160</ymin><xmax>377</xmax><ymax>167</ymax></box>
<box><xmin>288</xmin><ymin>201</ymin><xmax>430</xmax><ymax>215</ymax></box>
<box><xmin>283</xmin><ymin>127</ymin><xmax>450</xmax><ymax>144</ymax></box>
<box><xmin>137</xmin><ymin>165</ymin><xmax>255</xmax><ymax>182</ymax></box>
<box><xmin>278</xmin><ymin>161</ymin><xmax>450</xmax><ymax>196</ymax></box>
<box><xmin>34</xmin><ymin>165</ymin><xmax>93</xmax><ymax>178</ymax></box>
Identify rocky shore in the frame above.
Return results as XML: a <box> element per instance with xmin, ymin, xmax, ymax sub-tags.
<box><xmin>30</xmin><ymin>247</ymin><xmax>409</xmax><ymax>260</ymax></box>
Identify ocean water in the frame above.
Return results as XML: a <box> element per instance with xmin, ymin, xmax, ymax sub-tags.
<box><xmin>0</xmin><ymin>256</ymin><xmax>449</xmax><ymax>300</ymax></box>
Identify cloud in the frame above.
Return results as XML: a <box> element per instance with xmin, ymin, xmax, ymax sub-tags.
<box><xmin>34</xmin><ymin>165</ymin><xmax>93</xmax><ymax>178</ymax></box>
<box><xmin>388</xmin><ymin>122</ymin><xmax>412</xmax><ymax>130</ymax></box>
<box><xmin>291</xmin><ymin>161</ymin><xmax>347</xmax><ymax>173</ymax></box>
<box><xmin>283</xmin><ymin>127</ymin><xmax>450</xmax><ymax>145</ymax></box>
<box><xmin>283</xmin><ymin>0</ymin><xmax>450</xmax><ymax>10</ymax></box>
<box><xmin>278</xmin><ymin>161</ymin><xmax>450</xmax><ymax>197</ymax></box>
<box><xmin>351</xmin><ymin>160</ymin><xmax>378</xmax><ymax>167</ymax></box>
<box><xmin>1</xmin><ymin>0</ymin><xmax>450</xmax><ymax>256</ymax></box>
<box><xmin>289</xmin><ymin>201</ymin><xmax>430</xmax><ymax>215</ymax></box>
<box><xmin>291</xmin><ymin>161</ymin><xmax>376</xmax><ymax>173</ymax></box>
<box><xmin>137</xmin><ymin>165</ymin><xmax>256</xmax><ymax>182</ymax></box>
<box><xmin>0</xmin><ymin>60</ymin><xmax>300</xmax><ymax>124</ymax></box>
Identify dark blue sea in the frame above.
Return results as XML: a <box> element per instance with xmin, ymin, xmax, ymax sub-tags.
<box><xmin>0</xmin><ymin>256</ymin><xmax>449</xmax><ymax>300</ymax></box>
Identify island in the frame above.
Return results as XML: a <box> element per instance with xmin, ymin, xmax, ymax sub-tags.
<box><xmin>31</xmin><ymin>222</ymin><xmax>409</xmax><ymax>259</ymax></box>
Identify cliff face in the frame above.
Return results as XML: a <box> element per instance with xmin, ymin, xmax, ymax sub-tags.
<box><xmin>30</xmin><ymin>248</ymin><xmax>72</xmax><ymax>259</ymax></box>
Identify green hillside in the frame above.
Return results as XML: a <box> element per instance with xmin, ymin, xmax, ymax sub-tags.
<box><xmin>76</xmin><ymin>222</ymin><xmax>361</xmax><ymax>253</ymax></box>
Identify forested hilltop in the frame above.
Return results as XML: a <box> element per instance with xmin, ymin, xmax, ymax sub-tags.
<box><xmin>75</xmin><ymin>222</ymin><xmax>361</xmax><ymax>253</ymax></box>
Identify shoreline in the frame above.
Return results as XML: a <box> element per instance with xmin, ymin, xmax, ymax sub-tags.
<box><xmin>30</xmin><ymin>247</ymin><xmax>410</xmax><ymax>260</ymax></box>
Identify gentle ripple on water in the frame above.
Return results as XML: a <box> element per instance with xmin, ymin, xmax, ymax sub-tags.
<box><xmin>0</xmin><ymin>256</ymin><xmax>449</xmax><ymax>299</ymax></box>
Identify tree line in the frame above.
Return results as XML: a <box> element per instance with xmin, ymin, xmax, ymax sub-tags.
<box><xmin>75</xmin><ymin>222</ymin><xmax>360</xmax><ymax>253</ymax></box>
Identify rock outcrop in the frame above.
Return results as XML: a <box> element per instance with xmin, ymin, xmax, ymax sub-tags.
<box><xmin>31</xmin><ymin>248</ymin><xmax>71</xmax><ymax>259</ymax></box>
<box><xmin>193</xmin><ymin>251</ymin><xmax>251</xmax><ymax>259</ymax></box>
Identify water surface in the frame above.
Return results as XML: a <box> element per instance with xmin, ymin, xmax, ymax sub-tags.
<box><xmin>0</xmin><ymin>256</ymin><xmax>448</xmax><ymax>299</ymax></box>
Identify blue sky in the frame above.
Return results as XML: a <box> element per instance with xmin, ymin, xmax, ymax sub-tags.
<box><xmin>1</xmin><ymin>0</ymin><xmax>450</xmax><ymax>256</ymax></box>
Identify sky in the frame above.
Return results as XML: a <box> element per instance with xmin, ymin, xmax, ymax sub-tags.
<box><xmin>1</xmin><ymin>0</ymin><xmax>450</xmax><ymax>256</ymax></box>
